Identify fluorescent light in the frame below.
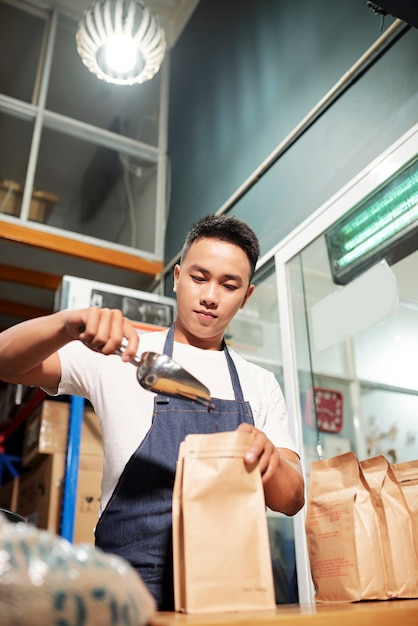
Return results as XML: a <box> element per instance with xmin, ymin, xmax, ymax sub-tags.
<box><xmin>326</xmin><ymin>159</ymin><xmax>418</xmax><ymax>284</ymax></box>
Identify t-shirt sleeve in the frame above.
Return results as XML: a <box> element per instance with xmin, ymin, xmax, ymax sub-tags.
<box><xmin>259</xmin><ymin>370</ymin><xmax>299</xmax><ymax>455</ymax></box>
<box><xmin>52</xmin><ymin>341</ymin><xmax>101</xmax><ymax>399</ymax></box>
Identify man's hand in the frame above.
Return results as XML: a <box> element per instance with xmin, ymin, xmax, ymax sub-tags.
<box><xmin>237</xmin><ymin>422</ymin><xmax>279</xmax><ymax>484</ymax></box>
<box><xmin>237</xmin><ymin>422</ymin><xmax>305</xmax><ymax>516</ymax></box>
<box><xmin>64</xmin><ymin>307</ymin><xmax>139</xmax><ymax>361</ymax></box>
<box><xmin>0</xmin><ymin>307</ymin><xmax>140</xmax><ymax>389</ymax></box>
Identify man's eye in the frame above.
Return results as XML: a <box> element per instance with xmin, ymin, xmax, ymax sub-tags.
<box><xmin>224</xmin><ymin>284</ymin><xmax>238</xmax><ymax>291</ymax></box>
<box><xmin>192</xmin><ymin>275</ymin><xmax>205</xmax><ymax>282</ymax></box>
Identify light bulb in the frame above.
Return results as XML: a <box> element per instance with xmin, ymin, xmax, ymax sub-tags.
<box><xmin>105</xmin><ymin>34</ymin><xmax>137</xmax><ymax>74</ymax></box>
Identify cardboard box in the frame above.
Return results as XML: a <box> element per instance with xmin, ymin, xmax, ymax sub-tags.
<box><xmin>22</xmin><ymin>400</ymin><xmax>69</xmax><ymax>467</ymax></box>
<box><xmin>17</xmin><ymin>453</ymin><xmax>66</xmax><ymax>533</ymax></box>
<box><xmin>73</xmin><ymin>469</ymin><xmax>102</xmax><ymax>544</ymax></box>
<box><xmin>74</xmin><ymin>440</ymin><xmax>103</xmax><ymax>544</ymax></box>
<box><xmin>19</xmin><ymin>400</ymin><xmax>104</xmax><ymax>541</ymax></box>
<box><xmin>17</xmin><ymin>451</ymin><xmax>103</xmax><ymax>541</ymax></box>
<box><xmin>0</xmin><ymin>179</ymin><xmax>58</xmax><ymax>223</ymax></box>
<box><xmin>79</xmin><ymin>453</ymin><xmax>103</xmax><ymax>473</ymax></box>
<box><xmin>0</xmin><ymin>477</ymin><xmax>19</xmax><ymax>513</ymax></box>
<box><xmin>22</xmin><ymin>401</ymin><xmax>104</xmax><ymax>467</ymax></box>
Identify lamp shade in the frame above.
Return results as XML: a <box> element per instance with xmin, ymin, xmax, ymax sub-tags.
<box><xmin>76</xmin><ymin>0</ymin><xmax>166</xmax><ymax>86</ymax></box>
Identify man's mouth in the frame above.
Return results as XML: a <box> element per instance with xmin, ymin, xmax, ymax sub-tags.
<box><xmin>195</xmin><ymin>310</ymin><xmax>217</xmax><ymax>319</ymax></box>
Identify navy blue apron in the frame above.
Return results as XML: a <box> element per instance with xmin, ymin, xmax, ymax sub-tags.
<box><xmin>95</xmin><ymin>326</ymin><xmax>254</xmax><ymax>610</ymax></box>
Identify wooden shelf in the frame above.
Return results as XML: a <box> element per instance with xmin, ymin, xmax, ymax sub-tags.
<box><xmin>0</xmin><ymin>221</ymin><xmax>163</xmax><ymax>276</ymax></box>
<box><xmin>0</xmin><ymin>221</ymin><xmax>164</xmax><ymax>328</ymax></box>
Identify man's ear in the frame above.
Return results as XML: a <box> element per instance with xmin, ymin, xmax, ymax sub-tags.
<box><xmin>240</xmin><ymin>284</ymin><xmax>255</xmax><ymax>309</ymax></box>
<box><xmin>173</xmin><ymin>264</ymin><xmax>180</xmax><ymax>292</ymax></box>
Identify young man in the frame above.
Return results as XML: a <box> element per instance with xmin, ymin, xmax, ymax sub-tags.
<box><xmin>0</xmin><ymin>214</ymin><xmax>304</xmax><ymax>609</ymax></box>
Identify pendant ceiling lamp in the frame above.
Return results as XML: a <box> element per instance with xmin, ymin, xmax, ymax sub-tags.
<box><xmin>76</xmin><ymin>0</ymin><xmax>166</xmax><ymax>86</ymax></box>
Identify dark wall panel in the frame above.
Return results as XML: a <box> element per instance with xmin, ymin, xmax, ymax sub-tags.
<box><xmin>166</xmin><ymin>0</ymin><xmax>417</xmax><ymax>266</ymax></box>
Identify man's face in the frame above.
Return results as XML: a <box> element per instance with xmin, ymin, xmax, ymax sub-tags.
<box><xmin>173</xmin><ymin>237</ymin><xmax>254</xmax><ymax>349</ymax></box>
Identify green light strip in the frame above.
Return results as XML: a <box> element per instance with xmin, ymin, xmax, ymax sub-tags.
<box><xmin>336</xmin><ymin>201</ymin><xmax>418</xmax><ymax>269</ymax></box>
<box><xmin>330</xmin><ymin>161</ymin><xmax>418</xmax><ymax>272</ymax></box>
<box><xmin>341</xmin><ymin>191</ymin><xmax>418</xmax><ymax>253</ymax></box>
<box><xmin>338</xmin><ymin>168</ymin><xmax>418</xmax><ymax>241</ymax></box>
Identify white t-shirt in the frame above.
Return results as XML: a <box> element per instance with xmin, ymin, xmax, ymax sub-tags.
<box><xmin>54</xmin><ymin>330</ymin><xmax>297</xmax><ymax>514</ymax></box>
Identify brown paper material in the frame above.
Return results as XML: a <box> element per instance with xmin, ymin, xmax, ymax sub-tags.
<box><xmin>306</xmin><ymin>451</ymin><xmax>418</xmax><ymax>603</ymax></box>
<box><xmin>360</xmin><ymin>456</ymin><xmax>418</xmax><ymax>598</ymax></box>
<box><xmin>172</xmin><ymin>430</ymin><xmax>275</xmax><ymax>613</ymax></box>
<box><xmin>305</xmin><ymin>451</ymin><xmax>387</xmax><ymax>601</ymax></box>
<box><xmin>392</xmin><ymin>460</ymin><xmax>418</xmax><ymax>544</ymax></box>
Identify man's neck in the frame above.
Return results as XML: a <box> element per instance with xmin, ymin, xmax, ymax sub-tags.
<box><xmin>173</xmin><ymin>321</ymin><xmax>223</xmax><ymax>351</ymax></box>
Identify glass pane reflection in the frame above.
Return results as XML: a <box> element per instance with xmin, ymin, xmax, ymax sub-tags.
<box><xmin>227</xmin><ymin>264</ymin><xmax>283</xmax><ymax>382</ymax></box>
<box><xmin>0</xmin><ymin>113</ymin><xmax>34</xmax><ymax>219</ymax></box>
<box><xmin>0</xmin><ymin>2</ymin><xmax>45</xmax><ymax>103</ymax></box>
<box><xmin>34</xmin><ymin>126</ymin><xmax>157</xmax><ymax>252</ymax></box>
<box><xmin>289</xmin><ymin>233</ymin><xmax>418</xmax><ymax>476</ymax></box>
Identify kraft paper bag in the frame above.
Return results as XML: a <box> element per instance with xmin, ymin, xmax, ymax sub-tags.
<box><xmin>172</xmin><ymin>430</ymin><xmax>276</xmax><ymax>613</ymax></box>
<box><xmin>305</xmin><ymin>451</ymin><xmax>387</xmax><ymax>602</ymax></box>
<box><xmin>360</xmin><ymin>456</ymin><xmax>418</xmax><ymax>598</ymax></box>
<box><xmin>392</xmin><ymin>460</ymin><xmax>418</xmax><ymax>546</ymax></box>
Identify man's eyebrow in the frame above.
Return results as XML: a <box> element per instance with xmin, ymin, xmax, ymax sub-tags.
<box><xmin>190</xmin><ymin>263</ymin><xmax>207</xmax><ymax>271</ymax></box>
<box><xmin>224</xmin><ymin>273</ymin><xmax>243</xmax><ymax>283</ymax></box>
<box><xmin>190</xmin><ymin>264</ymin><xmax>243</xmax><ymax>283</ymax></box>
<box><xmin>189</xmin><ymin>264</ymin><xmax>210</xmax><ymax>275</ymax></box>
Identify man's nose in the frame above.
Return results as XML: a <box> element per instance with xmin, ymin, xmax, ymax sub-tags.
<box><xmin>200</xmin><ymin>282</ymin><xmax>218</xmax><ymax>306</ymax></box>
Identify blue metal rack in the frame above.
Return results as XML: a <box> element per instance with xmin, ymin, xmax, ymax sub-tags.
<box><xmin>60</xmin><ymin>395</ymin><xmax>85</xmax><ymax>542</ymax></box>
<box><xmin>0</xmin><ymin>390</ymin><xmax>85</xmax><ymax>541</ymax></box>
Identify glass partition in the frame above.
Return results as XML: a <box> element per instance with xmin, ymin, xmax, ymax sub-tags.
<box><xmin>273</xmin><ymin>123</ymin><xmax>418</xmax><ymax>603</ymax></box>
<box><xmin>227</xmin><ymin>263</ymin><xmax>282</xmax><ymax>380</ymax></box>
<box><xmin>287</xmin><ymin>224</ymin><xmax>418</xmax><ymax>474</ymax></box>
<box><xmin>227</xmin><ymin>263</ymin><xmax>298</xmax><ymax>604</ymax></box>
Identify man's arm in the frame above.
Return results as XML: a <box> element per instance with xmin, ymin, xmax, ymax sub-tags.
<box><xmin>0</xmin><ymin>307</ymin><xmax>140</xmax><ymax>389</ymax></box>
<box><xmin>237</xmin><ymin>422</ymin><xmax>305</xmax><ymax>515</ymax></box>
<box><xmin>262</xmin><ymin>447</ymin><xmax>305</xmax><ymax>515</ymax></box>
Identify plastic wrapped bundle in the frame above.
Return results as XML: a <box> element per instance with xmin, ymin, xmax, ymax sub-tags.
<box><xmin>0</xmin><ymin>513</ymin><xmax>156</xmax><ymax>625</ymax></box>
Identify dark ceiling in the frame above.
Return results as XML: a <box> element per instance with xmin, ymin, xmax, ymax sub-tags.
<box><xmin>368</xmin><ymin>1</ymin><xmax>418</xmax><ymax>29</ymax></box>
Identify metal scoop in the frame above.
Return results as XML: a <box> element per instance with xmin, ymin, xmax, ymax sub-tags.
<box><xmin>116</xmin><ymin>342</ymin><xmax>214</xmax><ymax>409</ymax></box>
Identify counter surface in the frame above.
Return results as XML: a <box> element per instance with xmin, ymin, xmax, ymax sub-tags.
<box><xmin>151</xmin><ymin>599</ymin><xmax>418</xmax><ymax>626</ymax></box>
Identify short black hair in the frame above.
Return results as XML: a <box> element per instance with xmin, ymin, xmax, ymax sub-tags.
<box><xmin>181</xmin><ymin>214</ymin><xmax>260</xmax><ymax>281</ymax></box>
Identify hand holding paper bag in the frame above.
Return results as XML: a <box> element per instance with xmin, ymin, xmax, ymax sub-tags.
<box><xmin>172</xmin><ymin>430</ymin><xmax>276</xmax><ymax>613</ymax></box>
